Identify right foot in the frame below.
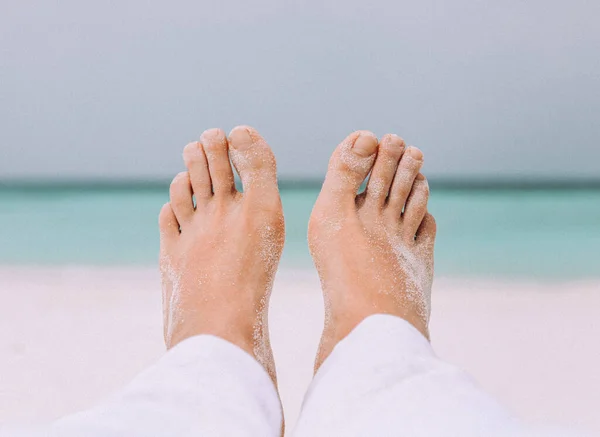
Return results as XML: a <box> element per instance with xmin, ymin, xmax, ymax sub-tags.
<box><xmin>158</xmin><ymin>126</ymin><xmax>284</xmax><ymax>383</ymax></box>
<box><xmin>308</xmin><ymin>131</ymin><xmax>436</xmax><ymax>371</ymax></box>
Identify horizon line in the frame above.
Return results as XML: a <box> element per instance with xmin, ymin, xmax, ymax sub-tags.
<box><xmin>2</xmin><ymin>178</ymin><xmax>600</xmax><ymax>191</ymax></box>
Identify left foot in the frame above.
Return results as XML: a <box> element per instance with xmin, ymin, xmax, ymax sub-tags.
<box><xmin>308</xmin><ymin>131</ymin><xmax>436</xmax><ymax>371</ymax></box>
<box><xmin>158</xmin><ymin>126</ymin><xmax>284</xmax><ymax>383</ymax></box>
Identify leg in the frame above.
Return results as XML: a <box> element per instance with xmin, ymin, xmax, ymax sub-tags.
<box><xmin>1</xmin><ymin>127</ymin><xmax>284</xmax><ymax>437</ymax></box>
<box><xmin>294</xmin><ymin>132</ymin><xmax>524</xmax><ymax>436</ymax></box>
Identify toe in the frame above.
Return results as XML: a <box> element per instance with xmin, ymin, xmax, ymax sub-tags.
<box><xmin>159</xmin><ymin>202</ymin><xmax>180</xmax><ymax>241</ymax></box>
<box><xmin>200</xmin><ymin>128</ymin><xmax>236</xmax><ymax>197</ymax></box>
<box><xmin>401</xmin><ymin>173</ymin><xmax>430</xmax><ymax>241</ymax></box>
<box><xmin>169</xmin><ymin>171</ymin><xmax>194</xmax><ymax>225</ymax></box>
<box><xmin>387</xmin><ymin>146</ymin><xmax>424</xmax><ymax>217</ymax></box>
<box><xmin>228</xmin><ymin>126</ymin><xmax>278</xmax><ymax>196</ymax></box>
<box><xmin>183</xmin><ymin>141</ymin><xmax>212</xmax><ymax>203</ymax></box>
<box><xmin>321</xmin><ymin>131</ymin><xmax>378</xmax><ymax>200</ymax></box>
<box><xmin>416</xmin><ymin>212</ymin><xmax>437</xmax><ymax>252</ymax></box>
<box><xmin>364</xmin><ymin>134</ymin><xmax>405</xmax><ymax>208</ymax></box>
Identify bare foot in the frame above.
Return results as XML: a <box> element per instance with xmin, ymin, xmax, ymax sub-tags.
<box><xmin>308</xmin><ymin>131</ymin><xmax>436</xmax><ymax>371</ymax></box>
<box><xmin>158</xmin><ymin>126</ymin><xmax>284</xmax><ymax>383</ymax></box>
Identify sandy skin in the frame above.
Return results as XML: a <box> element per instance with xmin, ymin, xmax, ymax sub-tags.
<box><xmin>308</xmin><ymin>131</ymin><xmax>436</xmax><ymax>371</ymax></box>
<box><xmin>159</xmin><ymin>127</ymin><xmax>436</xmax><ymax>385</ymax></box>
<box><xmin>159</xmin><ymin>126</ymin><xmax>284</xmax><ymax>384</ymax></box>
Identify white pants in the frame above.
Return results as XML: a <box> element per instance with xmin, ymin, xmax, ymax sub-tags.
<box><xmin>0</xmin><ymin>315</ymin><xmax>577</xmax><ymax>437</ymax></box>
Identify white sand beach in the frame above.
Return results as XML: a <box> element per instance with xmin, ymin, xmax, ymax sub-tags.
<box><xmin>0</xmin><ymin>267</ymin><xmax>598</xmax><ymax>435</ymax></box>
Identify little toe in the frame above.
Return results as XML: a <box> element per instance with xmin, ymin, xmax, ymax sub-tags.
<box><xmin>169</xmin><ymin>171</ymin><xmax>194</xmax><ymax>225</ymax></box>
<box><xmin>416</xmin><ymin>212</ymin><xmax>437</xmax><ymax>253</ymax></box>
<box><xmin>401</xmin><ymin>173</ymin><xmax>430</xmax><ymax>241</ymax></box>
<box><xmin>364</xmin><ymin>134</ymin><xmax>405</xmax><ymax>209</ymax></box>
<box><xmin>159</xmin><ymin>202</ymin><xmax>180</xmax><ymax>241</ymax></box>
<box><xmin>387</xmin><ymin>146</ymin><xmax>424</xmax><ymax>216</ymax></box>
<box><xmin>228</xmin><ymin>126</ymin><xmax>278</xmax><ymax>196</ymax></box>
<box><xmin>183</xmin><ymin>141</ymin><xmax>212</xmax><ymax>203</ymax></box>
<box><xmin>322</xmin><ymin>131</ymin><xmax>378</xmax><ymax>200</ymax></box>
<box><xmin>200</xmin><ymin>128</ymin><xmax>236</xmax><ymax>198</ymax></box>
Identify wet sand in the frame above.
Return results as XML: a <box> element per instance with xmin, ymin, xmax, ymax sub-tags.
<box><xmin>0</xmin><ymin>267</ymin><xmax>598</xmax><ymax>434</ymax></box>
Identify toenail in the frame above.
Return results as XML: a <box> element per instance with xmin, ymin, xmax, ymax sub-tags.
<box><xmin>415</xmin><ymin>173</ymin><xmax>427</xmax><ymax>184</ymax></box>
<box><xmin>229</xmin><ymin>126</ymin><xmax>254</xmax><ymax>150</ymax></box>
<box><xmin>171</xmin><ymin>172</ymin><xmax>188</xmax><ymax>186</ymax></box>
<box><xmin>384</xmin><ymin>134</ymin><xmax>405</xmax><ymax>150</ymax></box>
<box><xmin>183</xmin><ymin>141</ymin><xmax>201</xmax><ymax>158</ymax></box>
<box><xmin>406</xmin><ymin>146</ymin><xmax>423</xmax><ymax>160</ymax></box>
<box><xmin>352</xmin><ymin>131</ymin><xmax>378</xmax><ymax>157</ymax></box>
<box><xmin>200</xmin><ymin>128</ymin><xmax>224</xmax><ymax>144</ymax></box>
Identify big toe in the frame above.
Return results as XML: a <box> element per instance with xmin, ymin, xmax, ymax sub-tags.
<box><xmin>322</xmin><ymin>131</ymin><xmax>378</xmax><ymax>200</ymax></box>
<box><xmin>228</xmin><ymin>126</ymin><xmax>278</xmax><ymax>196</ymax></box>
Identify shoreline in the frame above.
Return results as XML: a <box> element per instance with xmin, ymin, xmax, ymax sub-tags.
<box><xmin>2</xmin><ymin>264</ymin><xmax>600</xmax><ymax>285</ymax></box>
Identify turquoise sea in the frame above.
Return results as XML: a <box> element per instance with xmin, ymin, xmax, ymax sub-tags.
<box><xmin>1</xmin><ymin>186</ymin><xmax>599</xmax><ymax>280</ymax></box>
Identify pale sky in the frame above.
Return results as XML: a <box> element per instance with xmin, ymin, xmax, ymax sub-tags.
<box><xmin>1</xmin><ymin>0</ymin><xmax>599</xmax><ymax>181</ymax></box>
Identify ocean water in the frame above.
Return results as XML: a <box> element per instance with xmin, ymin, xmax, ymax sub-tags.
<box><xmin>0</xmin><ymin>186</ymin><xmax>599</xmax><ymax>280</ymax></box>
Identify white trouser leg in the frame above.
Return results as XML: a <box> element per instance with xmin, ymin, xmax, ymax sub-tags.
<box><xmin>293</xmin><ymin>314</ymin><xmax>549</xmax><ymax>437</ymax></box>
<box><xmin>1</xmin><ymin>335</ymin><xmax>282</xmax><ymax>437</ymax></box>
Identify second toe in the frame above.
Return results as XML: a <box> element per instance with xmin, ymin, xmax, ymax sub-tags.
<box><xmin>200</xmin><ymin>128</ymin><xmax>236</xmax><ymax>198</ymax></box>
